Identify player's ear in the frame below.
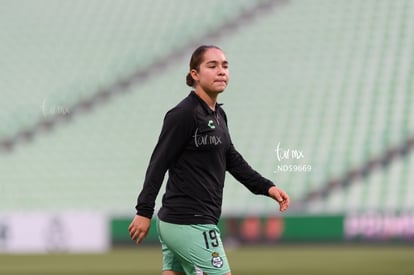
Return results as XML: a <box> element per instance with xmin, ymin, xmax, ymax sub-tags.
<box><xmin>190</xmin><ymin>69</ymin><xmax>199</xmax><ymax>82</ymax></box>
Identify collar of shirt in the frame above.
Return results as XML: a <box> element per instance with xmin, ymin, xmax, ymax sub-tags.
<box><xmin>190</xmin><ymin>91</ymin><xmax>223</xmax><ymax>115</ymax></box>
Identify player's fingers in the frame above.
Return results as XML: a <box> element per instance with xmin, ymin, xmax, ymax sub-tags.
<box><xmin>277</xmin><ymin>192</ymin><xmax>290</xmax><ymax>212</ymax></box>
<box><xmin>136</xmin><ymin>230</ymin><xmax>148</xmax><ymax>244</ymax></box>
<box><xmin>128</xmin><ymin>222</ymin><xmax>134</xmax><ymax>232</ymax></box>
<box><xmin>280</xmin><ymin>202</ymin><xmax>289</xmax><ymax>211</ymax></box>
<box><xmin>283</xmin><ymin>199</ymin><xmax>290</xmax><ymax>210</ymax></box>
<box><xmin>128</xmin><ymin>221</ymin><xmax>140</xmax><ymax>238</ymax></box>
<box><xmin>278</xmin><ymin>189</ymin><xmax>288</xmax><ymax>199</ymax></box>
<box><xmin>275</xmin><ymin>192</ymin><xmax>284</xmax><ymax>203</ymax></box>
<box><xmin>128</xmin><ymin>227</ymin><xmax>135</xmax><ymax>239</ymax></box>
<box><xmin>130</xmin><ymin>228</ymin><xmax>138</xmax><ymax>240</ymax></box>
<box><xmin>129</xmin><ymin>225</ymin><xmax>143</xmax><ymax>241</ymax></box>
<box><xmin>284</xmin><ymin>194</ymin><xmax>291</xmax><ymax>205</ymax></box>
<box><xmin>280</xmin><ymin>191</ymin><xmax>290</xmax><ymax>203</ymax></box>
<box><xmin>279</xmin><ymin>192</ymin><xmax>289</xmax><ymax>203</ymax></box>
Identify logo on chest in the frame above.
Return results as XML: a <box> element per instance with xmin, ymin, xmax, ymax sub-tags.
<box><xmin>193</xmin><ymin>128</ymin><xmax>222</xmax><ymax>148</ymax></box>
<box><xmin>207</xmin><ymin>120</ymin><xmax>216</xmax><ymax>129</ymax></box>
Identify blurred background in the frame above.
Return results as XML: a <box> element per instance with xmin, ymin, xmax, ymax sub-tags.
<box><xmin>1</xmin><ymin>0</ymin><xmax>413</xmax><ymax>274</ymax></box>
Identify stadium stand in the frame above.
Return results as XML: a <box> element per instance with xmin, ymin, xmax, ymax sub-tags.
<box><xmin>0</xmin><ymin>0</ymin><xmax>413</xmax><ymax>216</ymax></box>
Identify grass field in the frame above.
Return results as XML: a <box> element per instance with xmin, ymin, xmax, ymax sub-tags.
<box><xmin>0</xmin><ymin>244</ymin><xmax>413</xmax><ymax>275</ymax></box>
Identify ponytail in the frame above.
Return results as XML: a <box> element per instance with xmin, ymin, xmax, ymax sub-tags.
<box><xmin>186</xmin><ymin>72</ymin><xmax>194</xmax><ymax>87</ymax></box>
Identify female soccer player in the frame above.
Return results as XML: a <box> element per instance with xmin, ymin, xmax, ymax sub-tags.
<box><xmin>129</xmin><ymin>45</ymin><xmax>290</xmax><ymax>275</ymax></box>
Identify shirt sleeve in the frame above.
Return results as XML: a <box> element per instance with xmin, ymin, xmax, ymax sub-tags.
<box><xmin>135</xmin><ymin>107</ymin><xmax>195</xmax><ymax>218</ymax></box>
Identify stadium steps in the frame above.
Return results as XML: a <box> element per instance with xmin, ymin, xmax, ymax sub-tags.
<box><xmin>219</xmin><ymin>0</ymin><xmax>414</xmax><ymax>214</ymax></box>
<box><xmin>1</xmin><ymin>0</ymin><xmax>413</xmax><ymax>215</ymax></box>
<box><xmin>0</xmin><ymin>0</ymin><xmax>268</xmax><ymax>143</ymax></box>
<box><xmin>0</xmin><ymin>0</ymin><xmax>288</xmax><ymax>213</ymax></box>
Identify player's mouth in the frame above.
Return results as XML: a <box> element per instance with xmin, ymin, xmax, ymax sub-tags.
<box><xmin>214</xmin><ymin>80</ymin><xmax>227</xmax><ymax>85</ymax></box>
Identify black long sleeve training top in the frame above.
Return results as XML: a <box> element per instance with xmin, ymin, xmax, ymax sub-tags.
<box><xmin>135</xmin><ymin>91</ymin><xmax>275</xmax><ymax>225</ymax></box>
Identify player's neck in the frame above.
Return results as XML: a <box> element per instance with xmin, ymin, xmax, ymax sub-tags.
<box><xmin>195</xmin><ymin>88</ymin><xmax>219</xmax><ymax>111</ymax></box>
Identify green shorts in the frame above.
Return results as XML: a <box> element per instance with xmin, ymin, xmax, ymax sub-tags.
<box><xmin>157</xmin><ymin>219</ymin><xmax>231</xmax><ymax>275</ymax></box>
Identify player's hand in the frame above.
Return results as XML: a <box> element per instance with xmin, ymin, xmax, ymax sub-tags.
<box><xmin>128</xmin><ymin>215</ymin><xmax>151</xmax><ymax>245</ymax></box>
<box><xmin>268</xmin><ymin>186</ymin><xmax>290</xmax><ymax>212</ymax></box>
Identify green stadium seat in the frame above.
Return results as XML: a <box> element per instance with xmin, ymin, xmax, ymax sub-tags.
<box><xmin>1</xmin><ymin>0</ymin><xmax>413</xmax><ymax>215</ymax></box>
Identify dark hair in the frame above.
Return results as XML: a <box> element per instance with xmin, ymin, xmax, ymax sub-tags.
<box><xmin>186</xmin><ymin>45</ymin><xmax>222</xmax><ymax>87</ymax></box>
